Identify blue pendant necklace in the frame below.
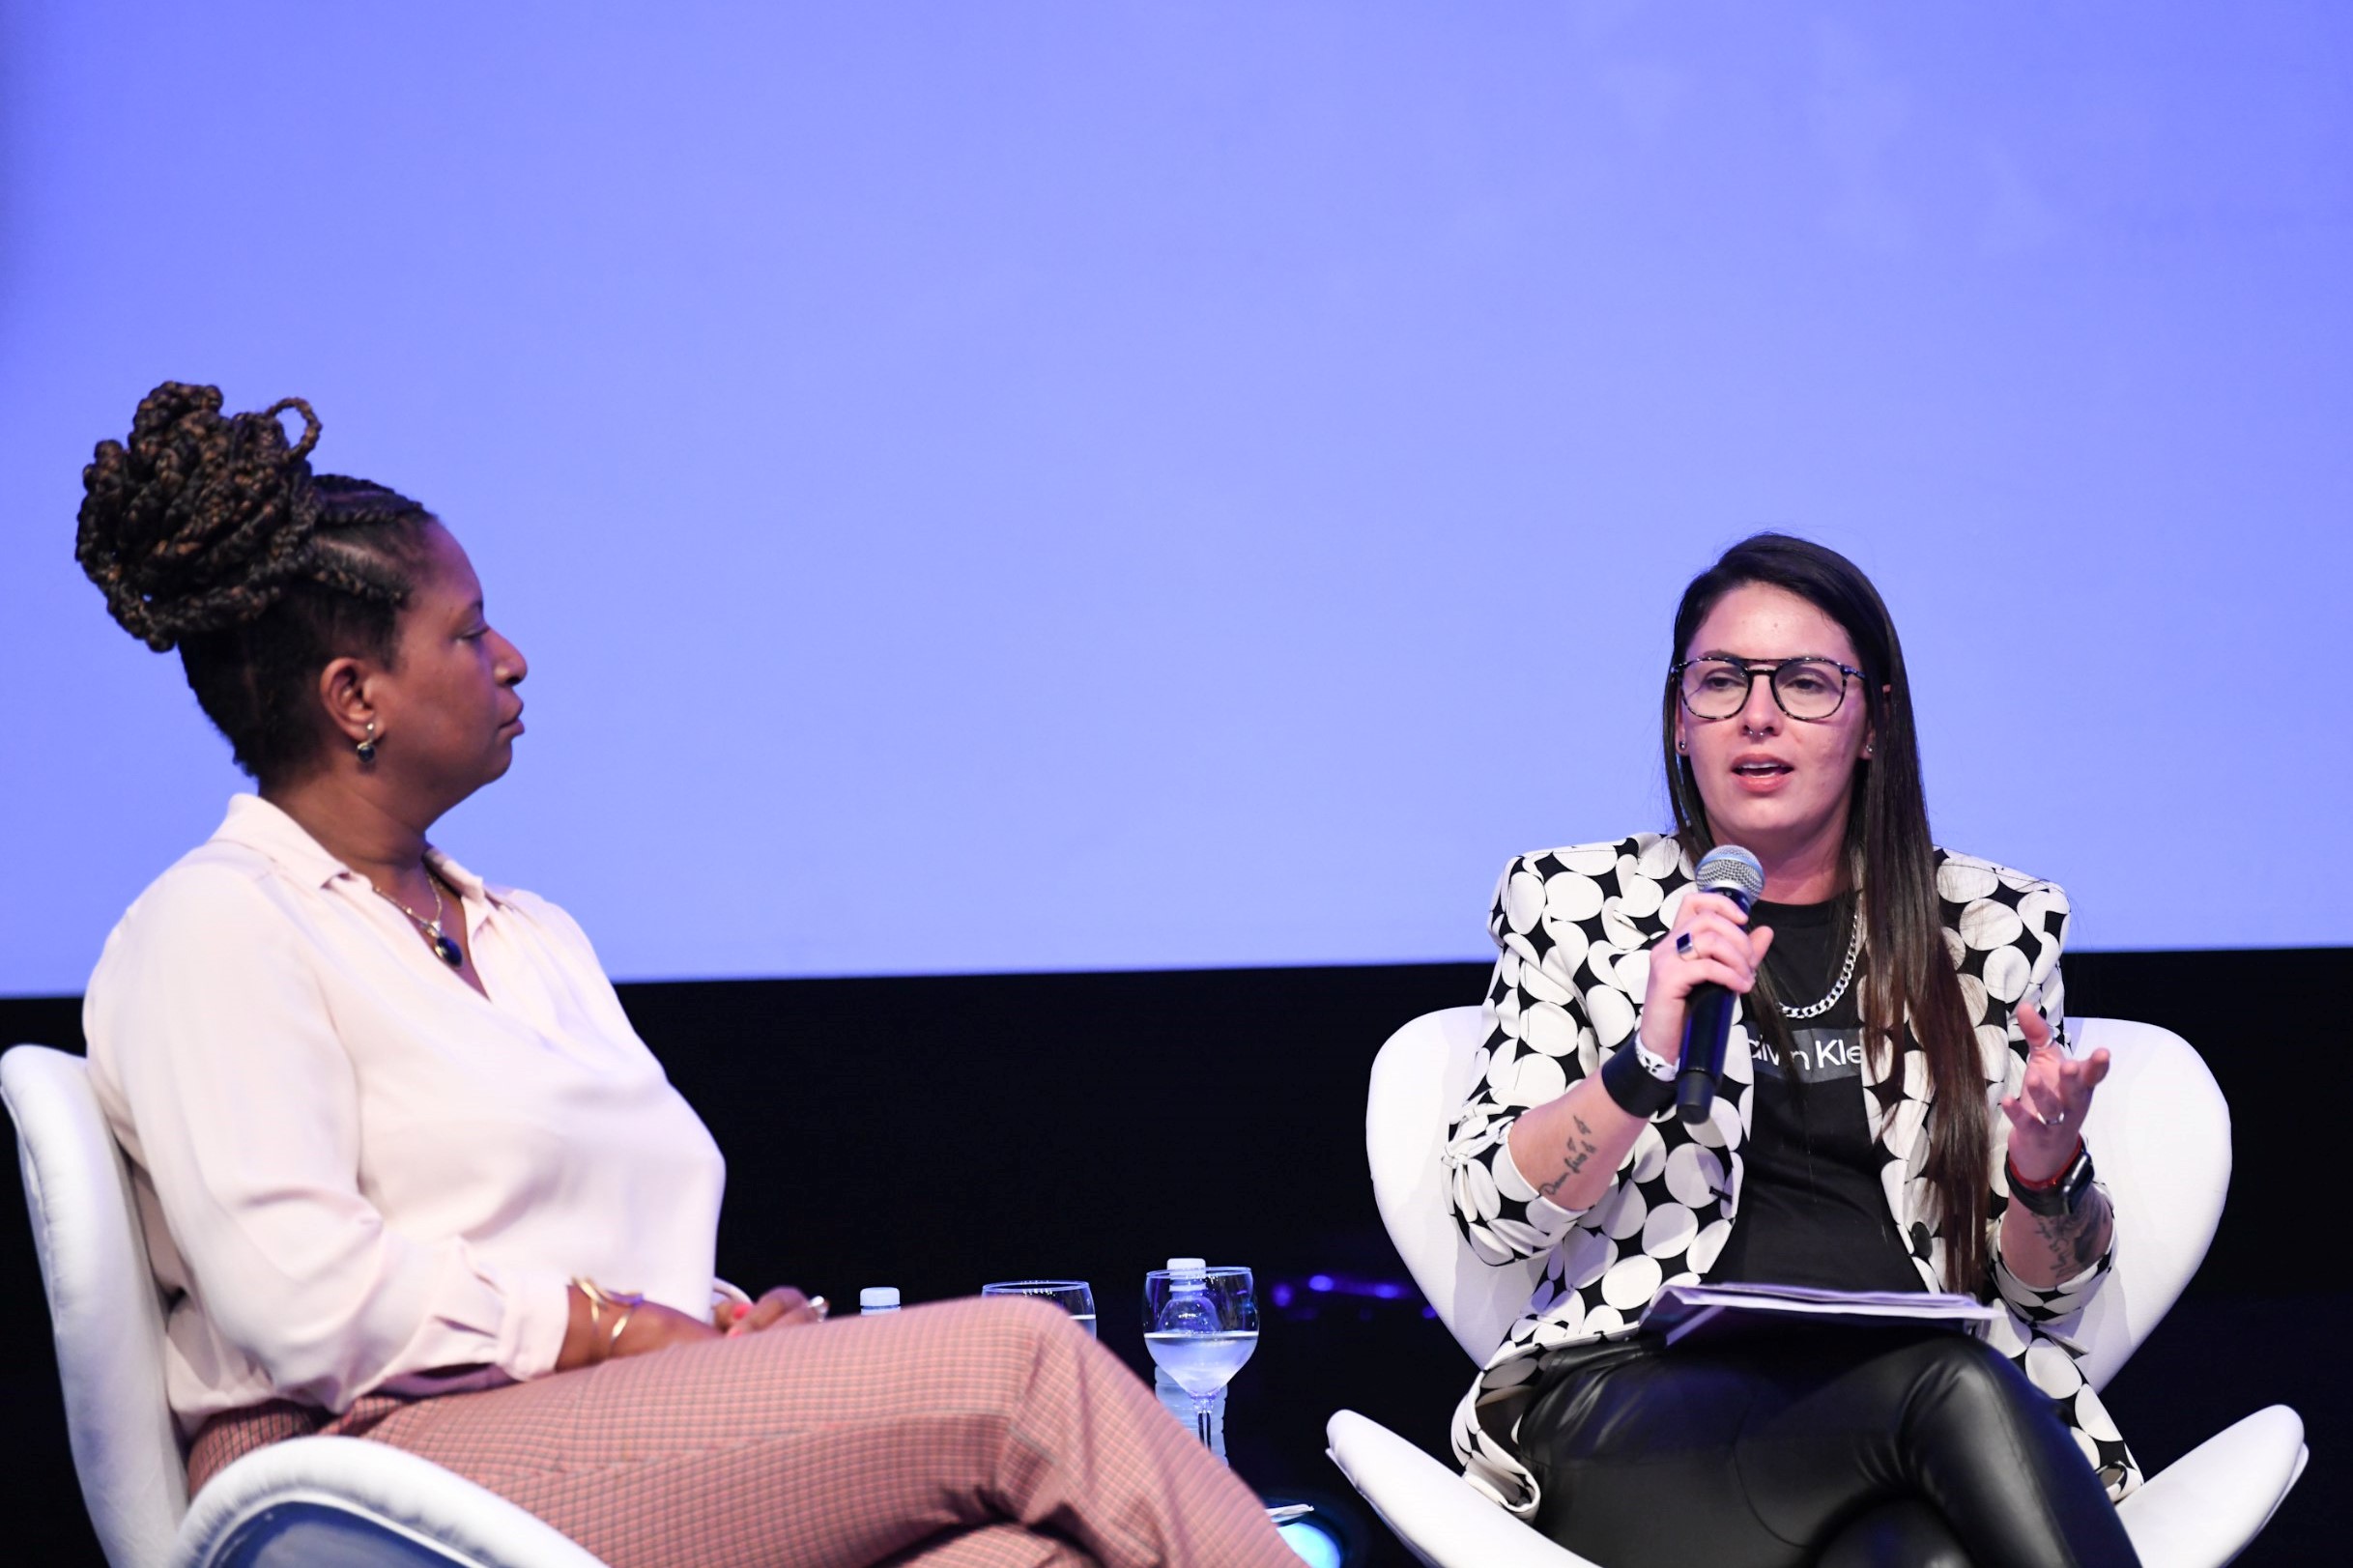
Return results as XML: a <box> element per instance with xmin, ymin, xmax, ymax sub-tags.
<box><xmin>375</xmin><ymin>867</ymin><xmax>466</xmax><ymax>969</ymax></box>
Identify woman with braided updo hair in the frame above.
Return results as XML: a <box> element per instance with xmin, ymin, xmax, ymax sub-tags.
<box><xmin>74</xmin><ymin>383</ymin><xmax>1297</xmax><ymax>1568</ymax></box>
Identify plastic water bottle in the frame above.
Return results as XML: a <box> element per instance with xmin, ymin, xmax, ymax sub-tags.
<box><xmin>1155</xmin><ymin>1367</ymin><xmax>1226</xmax><ymax>1460</ymax></box>
<box><xmin>859</xmin><ymin>1286</ymin><xmax>901</xmax><ymax>1314</ymax></box>
<box><xmin>1154</xmin><ymin>1259</ymin><xmax>1217</xmax><ymax>1332</ymax></box>
<box><xmin>1152</xmin><ymin>1259</ymin><xmax>1226</xmax><ymax>1459</ymax></box>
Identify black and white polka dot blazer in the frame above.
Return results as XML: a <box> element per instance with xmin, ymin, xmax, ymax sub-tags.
<box><xmin>1443</xmin><ymin>834</ymin><xmax>2138</xmax><ymax>1519</ymax></box>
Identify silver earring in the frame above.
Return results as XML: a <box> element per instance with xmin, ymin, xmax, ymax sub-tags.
<box><xmin>1676</xmin><ymin>737</ymin><xmax>1688</xmax><ymax>755</ymax></box>
<box><xmin>356</xmin><ymin>721</ymin><xmax>379</xmax><ymax>764</ymax></box>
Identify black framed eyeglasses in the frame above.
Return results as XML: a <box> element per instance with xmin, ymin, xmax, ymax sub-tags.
<box><xmin>1670</xmin><ymin>656</ymin><xmax>1865</xmax><ymax>722</ymax></box>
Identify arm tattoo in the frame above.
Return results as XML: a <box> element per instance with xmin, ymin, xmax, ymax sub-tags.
<box><xmin>1538</xmin><ymin>1115</ymin><xmax>1601</xmax><ymax>1200</ymax></box>
<box><xmin>2027</xmin><ymin>1189</ymin><xmax>2111</xmax><ymax>1275</ymax></box>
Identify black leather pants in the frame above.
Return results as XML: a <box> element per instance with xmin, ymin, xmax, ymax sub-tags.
<box><xmin>1517</xmin><ymin>1326</ymin><xmax>2140</xmax><ymax>1568</ymax></box>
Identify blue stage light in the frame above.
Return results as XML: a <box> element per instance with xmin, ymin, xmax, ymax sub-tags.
<box><xmin>1277</xmin><ymin>1517</ymin><xmax>1346</xmax><ymax>1568</ymax></box>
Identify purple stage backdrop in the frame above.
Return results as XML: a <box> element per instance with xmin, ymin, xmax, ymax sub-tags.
<box><xmin>2</xmin><ymin>3</ymin><xmax>2348</xmax><ymax>992</ymax></box>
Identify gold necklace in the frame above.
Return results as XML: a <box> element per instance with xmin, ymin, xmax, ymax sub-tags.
<box><xmin>374</xmin><ymin>867</ymin><xmax>465</xmax><ymax>969</ymax></box>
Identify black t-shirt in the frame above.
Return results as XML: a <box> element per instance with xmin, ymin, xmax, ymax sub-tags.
<box><xmin>1704</xmin><ymin>897</ymin><xmax>1925</xmax><ymax>1294</ymax></box>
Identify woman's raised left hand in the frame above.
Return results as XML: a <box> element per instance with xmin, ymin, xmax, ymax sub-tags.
<box><xmin>720</xmin><ymin>1285</ymin><xmax>830</xmax><ymax>1336</ymax></box>
<box><xmin>1998</xmin><ymin>1000</ymin><xmax>2110</xmax><ymax>1183</ymax></box>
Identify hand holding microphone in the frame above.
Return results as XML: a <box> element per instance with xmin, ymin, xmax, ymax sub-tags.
<box><xmin>1640</xmin><ymin>845</ymin><xmax>1773</xmax><ymax>1126</ymax></box>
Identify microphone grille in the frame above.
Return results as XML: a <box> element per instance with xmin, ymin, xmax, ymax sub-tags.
<box><xmin>1695</xmin><ymin>844</ymin><xmax>1765</xmax><ymax>903</ymax></box>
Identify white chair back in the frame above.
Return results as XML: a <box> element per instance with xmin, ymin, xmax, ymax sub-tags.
<box><xmin>2068</xmin><ymin>1016</ymin><xmax>2230</xmax><ymax>1388</ymax></box>
<box><xmin>1366</xmin><ymin>1007</ymin><xmax>1546</xmax><ymax>1365</ymax></box>
<box><xmin>4</xmin><ymin>1044</ymin><xmax>188</xmax><ymax>1568</ymax></box>
<box><xmin>1365</xmin><ymin>1010</ymin><xmax>2228</xmax><ymax>1387</ymax></box>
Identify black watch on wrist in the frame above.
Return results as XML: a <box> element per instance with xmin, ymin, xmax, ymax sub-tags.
<box><xmin>2006</xmin><ymin>1140</ymin><xmax>2096</xmax><ymax>1218</ymax></box>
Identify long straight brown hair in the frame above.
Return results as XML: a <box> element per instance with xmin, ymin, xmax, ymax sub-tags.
<box><xmin>1660</xmin><ymin>534</ymin><xmax>1991</xmax><ymax>1296</ymax></box>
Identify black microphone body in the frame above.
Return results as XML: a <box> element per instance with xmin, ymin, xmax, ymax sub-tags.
<box><xmin>1675</xmin><ymin>980</ymin><xmax>1744</xmax><ymax>1125</ymax></box>
<box><xmin>1676</xmin><ymin>845</ymin><xmax>1766</xmax><ymax>1126</ymax></box>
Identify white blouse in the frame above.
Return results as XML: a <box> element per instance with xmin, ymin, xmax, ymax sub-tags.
<box><xmin>85</xmin><ymin>796</ymin><xmax>727</xmax><ymax>1434</ymax></box>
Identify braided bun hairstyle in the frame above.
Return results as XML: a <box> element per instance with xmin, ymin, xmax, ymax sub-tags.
<box><xmin>76</xmin><ymin>382</ymin><xmax>433</xmax><ymax>782</ymax></box>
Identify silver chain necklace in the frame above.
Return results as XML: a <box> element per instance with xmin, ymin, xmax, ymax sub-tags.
<box><xmin>1778</xmin><ymin>908</ymin><xmax>1864</xmax><ymax>1020</ymax></box>
<box><xmin>374</xmin><ymin>867</ymin><xmax>465</xmax><ymax>970</ymax></box>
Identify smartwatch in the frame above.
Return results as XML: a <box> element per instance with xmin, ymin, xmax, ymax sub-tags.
<box><xmin>2006</xmin><ymin>1139</ymin><xmax>2096</xmax><ymax>1218</ymax></box>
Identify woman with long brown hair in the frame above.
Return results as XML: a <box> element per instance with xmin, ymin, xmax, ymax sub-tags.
<box><xmin>72</xmin><ymin>382</ymin><xmax>1299</xmax><ymax>1568</ymax></box>
<box><xmin>1444</xmin><ymin>534</ymin><xmax>2138</xmax><ymax>1565</ymax></box>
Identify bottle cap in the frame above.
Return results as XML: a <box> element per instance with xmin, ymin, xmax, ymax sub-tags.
<box><xmin>1165</xmin><ymin>1256</ymin><xmax>1206</xmax><ymax>1273</ymax></box>
<box><xmin>858</xmin><ymin>1286</ymin><xmax>901</xmax><ymax>1310</ymax></box>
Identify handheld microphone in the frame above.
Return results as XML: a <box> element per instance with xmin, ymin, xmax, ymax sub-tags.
<box><xmin>1677</xmin><ymin>844</ymin><xmax>1766</xmax><ymax>1126</ymax></box>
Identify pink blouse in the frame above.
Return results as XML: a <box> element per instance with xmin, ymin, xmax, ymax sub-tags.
<box><xmin>85</xmin><ymin>796</ymin><xmax>727</xmax><ymax>1434</ymax></box>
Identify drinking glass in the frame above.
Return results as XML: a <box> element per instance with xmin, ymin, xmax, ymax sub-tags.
<box><xmin>1142</xmin><ymin>1264</ymin><xmax>1258</xmax><ymax>1450</ymax></box>
<box><xmin>981</xmin><ymin>1279</ymin><xmax>1098</xmax><ymax>1337</ymax></box>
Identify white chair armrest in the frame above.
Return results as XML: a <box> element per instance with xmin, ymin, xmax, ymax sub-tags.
<box><xmin>1326</xmin><ymin>1411</ymin><xmax>1601</xmax><ymax>1568</ymax></box>
<box><xmin>175</xmin><ymin>1436</ymin><xmax>610</xmax><ymax>1568</ymax></box>
<box><xmin>2115</xmin><ymin>1406</ymin><xmax>2308</xmax><ymax>1568</ymax></box>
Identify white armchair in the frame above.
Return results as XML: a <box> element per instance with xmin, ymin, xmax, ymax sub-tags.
<box><xmin>1326</xmin><ymin>1010</ymin><xmax>2309</xmax><ymax>1568</ymax></box>
<box><xmin>3</xmin><ymin>1043</ymin><xmax>610</xmax><ymax>1568</ymax></box>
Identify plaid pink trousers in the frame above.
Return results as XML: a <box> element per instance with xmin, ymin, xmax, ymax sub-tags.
<box><xmin>186</xmin><ymin>1297</ymin><xmax>1297</xmax><ymax>1568</ymax></box>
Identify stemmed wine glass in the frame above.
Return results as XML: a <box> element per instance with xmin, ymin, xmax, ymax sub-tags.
<box><xmin>1142</xmin><ymin>1260</ymin><xmax>1258</xmax><ymax>1452</ymax></box>
<box><xmin>980</xmin><ymin>1279</ymin><xmax>1098</xmax><ymax>1337</ymax></box>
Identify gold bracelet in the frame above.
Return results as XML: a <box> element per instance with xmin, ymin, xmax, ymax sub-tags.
<box><xmin>572</xmin><ymin>1277</ymin><xmax>646</xmax><ymax>1364</ymax></box>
